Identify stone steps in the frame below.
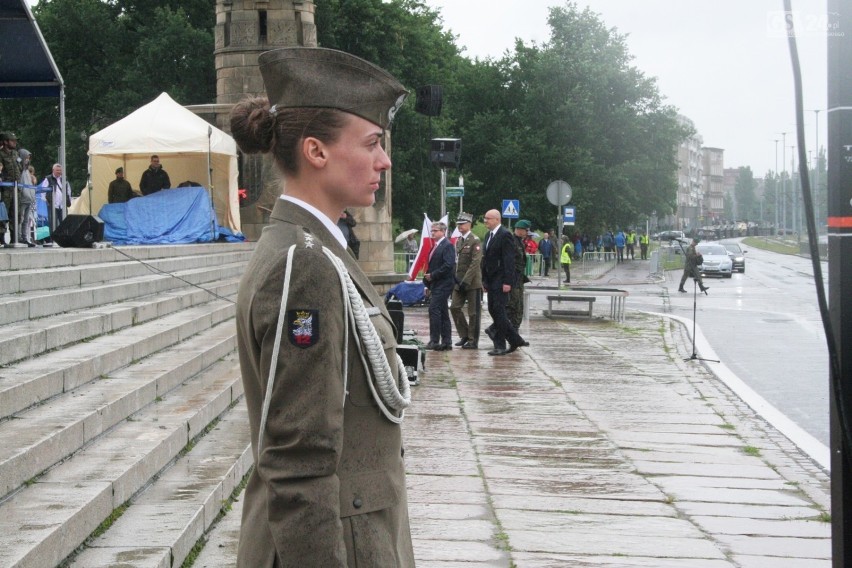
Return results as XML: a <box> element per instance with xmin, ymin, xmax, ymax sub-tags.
<box><xmin>0</xmin><ymin>315</ymin><xmax>238</xmax><ymax>497</ymax></box>
<box><xmin>0</xmin><ymin>243</ymin><xmax>255</xmax><ymax>568</ymax></box>
<box><xmin>0</xmin><ymin>246</ymin><xmax>252</xmax><ymax>296</ymax></box>
<box><xmin>0</xmin><ymin>276</ymin><xmax>239</xmax><ymax>367</ymax></box>
<box><xmin>0</xmin><ymin>243</ymin><xmax>254</xmax><ymax>273</ymax></box>
<box><xmin>0</xmin><ymin>358</ymin><xmax>249</xmax><ymax>568</ymax></box>
<box><xmin>66</xmin><ymin>404</ymin><xmax>251</xmax><ymax>568</ymax></box>
<box><xmin>0</xmin><ymin>258</ymin><xmax>246</xmax><ymax>327</ymax></box>
<box><xmin>0</xmin><ymin>296</ymin><xmax>236</xmax><ymax>422</ymax></box>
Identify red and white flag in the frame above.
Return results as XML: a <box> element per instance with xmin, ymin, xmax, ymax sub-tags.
<box><xmin>407</xmin><ymin>213</ymin><xmax>449</xmax><ymax>280</ymax></box>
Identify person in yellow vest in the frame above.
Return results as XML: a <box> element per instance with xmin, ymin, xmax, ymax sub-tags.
<box><xmin>626</xmin><ymin>229</ymin><xmax>637</xmax><ymax>260</ymax></box>
<box><xmin>639</xmin><ymin>231</ymin><xmax>650</xmax><ymax>260</ymax></box>
<box><xmin>560</xmin><ymin>238</ymin><xmax>574</xmax><ymax>284</ymax></box>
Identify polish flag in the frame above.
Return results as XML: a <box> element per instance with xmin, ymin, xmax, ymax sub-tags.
<box><xmin>407</xmin><ymin>213</ymin><xmax>449</xmax><ymax>280</ymax></box>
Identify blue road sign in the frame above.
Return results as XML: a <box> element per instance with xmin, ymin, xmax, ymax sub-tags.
<box><xmin>563</xmin><ymin>206</ymin><xmax>576</xmax><ymax>225</ymax></box>
<box><xmin>502</xmin><ymin>199</ymin><xmax>520</xmax><ymax>219</ymax></box>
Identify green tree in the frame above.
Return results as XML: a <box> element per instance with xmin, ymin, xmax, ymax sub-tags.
<box><xmin>0</xmin><ymin>0</ymin><xmax>215</xmax><ymax>193</ymax></box>
<box><xmin>734</xmin><ymin>166</ymin><xmax>757</xmax><ymax>220</ymax></box>
<box><xmin>316</xmin><ymin>0</ymin><xmax>463</xmax><ymax>228</ymax></box>
<box><xmin>445</xmin><ymin>2</ymin><xmax>686</xmax><ymax>233</ymax></box>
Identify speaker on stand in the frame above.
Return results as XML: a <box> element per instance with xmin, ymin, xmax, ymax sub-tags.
<box><xmin>53</xmin><ymin>214</ymin><xmax>105</xmax><ymax>248</ymax></box>
<box><xmin>414</xmin><ymin>85</ymin><xmax>443</xmax><ymax>117</ymax></box>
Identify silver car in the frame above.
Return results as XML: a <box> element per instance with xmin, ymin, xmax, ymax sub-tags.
<box><xmin>722</xmin><ymin>242</ymin><xmax>746</xmax><ymax>273</ymax></box>
<box><xmin>696</xmin><ymin>243</ymin><xmax>733</xmax><ymax>278</ymax></box>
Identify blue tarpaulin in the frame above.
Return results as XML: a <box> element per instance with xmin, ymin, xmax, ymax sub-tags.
<box><xmin>98</xmin><ymin>186</ymin><xmax>232</xmax><ymax>245</ymax></box>
<box><xmin>385</xmin><ymin>281</ymin><xmax>427</xmax><ymax>306</ymax></box>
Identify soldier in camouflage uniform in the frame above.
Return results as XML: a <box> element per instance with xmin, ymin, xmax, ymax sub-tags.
<box><xmin>0</xmin><ymin>132</ymin><xmax>23</xmax><ymax>240</ymax></box>
<box><xmin>449</xmin><ymin>212</ymin><xmax>483</xmax><ymax>348</ymax></box>
<box><xmin>506</xmin><ymin>219</ymin><xmax>531</xmax><ymax>328</ymax></box>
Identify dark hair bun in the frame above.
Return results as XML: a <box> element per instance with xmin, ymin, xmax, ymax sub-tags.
<box><xmin>230</xmin><ymin>96</ymin><xmax>276</xmax><ymax>154</ymax></box>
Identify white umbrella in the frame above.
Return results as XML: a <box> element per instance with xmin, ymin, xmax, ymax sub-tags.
<box><xmin>394</xmin><ymin>228</ymin><xmax>418</xmax><ymax>243</ymax></box>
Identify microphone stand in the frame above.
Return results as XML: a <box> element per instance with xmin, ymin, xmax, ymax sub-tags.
<box><xmin>685</xmin><ymin>278</ymin><xmax>719</xmax><ymax>363</ymax></box>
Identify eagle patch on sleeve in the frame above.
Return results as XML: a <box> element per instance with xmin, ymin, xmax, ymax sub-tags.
<box><xmin>288</xmin><ymin>309</ymin><xmax>319</xmax><ymax>348</ymax></box>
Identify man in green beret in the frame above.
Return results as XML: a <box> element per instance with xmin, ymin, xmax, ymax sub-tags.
<box><xmin>507</xmin><ymin>219</ymin><xmax>531</xmax><ymax>328</ymax></box>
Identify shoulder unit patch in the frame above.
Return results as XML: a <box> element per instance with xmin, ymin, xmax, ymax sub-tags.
<box><xmin>288</xmin><ymin>309</ymin><xmax>319</xmax><ymax>348</ymax></box>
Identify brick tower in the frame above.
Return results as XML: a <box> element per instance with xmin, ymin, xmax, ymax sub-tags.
<box><xmin>214</xmin><ymin>0</ymin><xmax>398</xmax><ymax>284</ymax></box>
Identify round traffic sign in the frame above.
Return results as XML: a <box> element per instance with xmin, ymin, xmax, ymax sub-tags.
<box><xmin>546</xmin><ymin>180</ymin><xmax>572</xmax><ymax>206</ymax></box>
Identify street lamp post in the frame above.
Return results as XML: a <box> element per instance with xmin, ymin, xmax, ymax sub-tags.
<box><xmin>812</xmin><ymin>109</ymin><xmax>821</xmax><ymax>232</ymax></box>
<box><xmin>791</xmin><ymin>145</ymin><xmax>797</xmax><ymax>242</ymax></box>
<box><xmin>781</xmin><ymin>132</ymin><xmax>788</xmax><ymax>236</ymax></box>
<box><xmin>774</xmin><ymin>139</ymin><xmax>779</xmax><ymax>234</ymax></box>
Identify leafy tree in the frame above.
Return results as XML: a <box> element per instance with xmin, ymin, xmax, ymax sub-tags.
<box><xmin>4</xmin><ymin>0</ymin><xmax>687</xmax><ymax>236</ymax></box>
<box><xmin>733</xmin><ymin>166</ymin><xmax>757</xmax><ymax>221</ymax></box>
<box><xmin>0</xmin><ymin>0</ymin><xmax>215</xmax><ymax>193</ymax></box>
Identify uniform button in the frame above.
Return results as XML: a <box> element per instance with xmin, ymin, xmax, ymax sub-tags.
<box><xmin>353</xmin><ymin>498</ymin><xmax>363</xmax><ymax>509</ymax></box>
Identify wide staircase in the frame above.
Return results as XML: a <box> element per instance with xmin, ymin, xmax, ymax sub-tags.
<box><xmin>0</xmin><ymin>243</ymin><xmax>256</xmax><ymax>568</ymax></box>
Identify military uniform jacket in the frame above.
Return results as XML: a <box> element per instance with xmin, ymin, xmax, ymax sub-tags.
<box><xmin>236</xmin><ymin>199</ymin><xmax>414</xmax><ymax>567</ymax></box>
<box><xmin>455</xmin><ymin>232</ymin><xmax>482</xmax><ymax>290</ymax></box>
<box><xmin>0</xmin><ymin>147</ymin><xmax>21</xmax><ymax>183</ymax></box>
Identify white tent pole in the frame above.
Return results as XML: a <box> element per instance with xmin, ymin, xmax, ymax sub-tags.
<box><xmin>87</xmin><ymin>154</ymin><xmax>92</xmax><ymax>215</ymax></box>
<box><xmin>207</xmin><ymin>125</ymin><xmax>214</xmax><ymax>239</ymax></box>
<box><xmin>57</xmin><ymin>85</ymin><xmax>66</xmax><ymax>238</ymax></box>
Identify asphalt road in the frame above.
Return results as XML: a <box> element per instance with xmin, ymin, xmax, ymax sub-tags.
<box><xmin>628</xmin><ymin>241</ymin><xmax>831</xmax><ymax>447</ymax></box>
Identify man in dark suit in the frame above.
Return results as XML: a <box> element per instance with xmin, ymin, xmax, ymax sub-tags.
<box><xmin>480</xmin><ymin>209</ymin><xmax>526</xmax><ymax>356</ymax></box>
<box><xmin>423</xmin><ymin>221</ymin><xmax>456</xmax><ymax>350</ymax></box>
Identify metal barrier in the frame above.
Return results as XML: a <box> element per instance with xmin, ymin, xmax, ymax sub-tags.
<box><xmin>394</xmin><ymin>252</ymin><xmax>416</xmax><ymax>274</ymax></box>
<box><xmin>580</xmin><ymin>251</ymin><xmax>617</xmax><ymax>280</ymax></box>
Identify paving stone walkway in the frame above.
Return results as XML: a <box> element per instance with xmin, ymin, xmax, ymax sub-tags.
<box><xmin>400</xmin><ymin>306</ymin><xmax>831</xmax><ymax>568</ymax></box>
<box><xmin>194</xmin><ymin>299</ymin><xmax>831</xmax><ymax>568</ymax></box>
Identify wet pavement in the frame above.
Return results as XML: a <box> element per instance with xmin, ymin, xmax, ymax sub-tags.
<box><xmin>401</xmin><ymin>261</ymin><xmax>831</xmax><ymax>567</ymax></box>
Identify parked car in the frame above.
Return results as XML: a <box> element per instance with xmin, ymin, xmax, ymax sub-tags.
<box><xmin>722</xmin><ymin>242</ymin><xmax>746</xmax><ymax>273</ymax></box>
<box><xmin>657</xmin><ymin>230</ymin><xmax>686</xmax><ymax>242</ymax></box>
<box><xmin>664</xmin><ymin>237</ymin><xmax>690</xmax><ymax>254</ymax></box>
<box><xmin>696</xmin><ymin>243</ymin><xmax>733</xmax><ymax>278</ymax></box>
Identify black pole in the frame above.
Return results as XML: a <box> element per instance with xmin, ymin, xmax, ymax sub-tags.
<box><xmin>827</xmin><ymin>2</ymin><xmax>852</xmax><ymax>565</ymax></box>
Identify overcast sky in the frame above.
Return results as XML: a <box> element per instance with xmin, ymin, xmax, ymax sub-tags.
<box><xmin>423</xmin><ymin>0</ymin><xmax>830</xmax><ymax>177</ymax></box>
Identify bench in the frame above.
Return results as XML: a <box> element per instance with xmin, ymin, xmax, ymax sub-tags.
<box><xmin>545</xmin><ymin>295</ymin><xmax>595</xmax><ymax>318</ymax></box>
<box><xmin>522</xmin><ymin>287</ymin><xmax>628</xmax><ymax>322</ymax></box>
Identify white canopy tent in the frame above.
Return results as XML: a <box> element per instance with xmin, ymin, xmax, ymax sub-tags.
<box><xmin>70</xmin><ymin>92</ymin><xmax>241</xmax><ymax>232</ymax></box>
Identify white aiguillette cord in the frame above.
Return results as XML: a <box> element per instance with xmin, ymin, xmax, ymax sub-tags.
<box><xmin>257</xmin><ymin>245</ymin><xmax>411</xmax><ymax>459</ymax></box>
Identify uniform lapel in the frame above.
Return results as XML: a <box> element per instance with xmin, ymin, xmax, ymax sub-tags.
<box><xmin>272</xmin><ymin>199</ymin><xmax>391</xmax><ymax>319</ymax></box>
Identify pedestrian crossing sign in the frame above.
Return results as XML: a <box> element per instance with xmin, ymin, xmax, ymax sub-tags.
<box><xmin>502</xmin><ymin>199</ymin><xmax>520</xmax><ymax>219</ymax></box>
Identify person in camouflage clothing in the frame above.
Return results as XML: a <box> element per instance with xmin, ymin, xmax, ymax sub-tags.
<box><xmin>0</xmin><ymin>132</ymin><xmax>23</xmax><ymax>241</ymax></box>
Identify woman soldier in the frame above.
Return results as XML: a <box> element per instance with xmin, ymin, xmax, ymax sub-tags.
<box><xmin>231</xmin><ymin>48</ymin><xmax>414</xmax><ymax>567</ymax></box>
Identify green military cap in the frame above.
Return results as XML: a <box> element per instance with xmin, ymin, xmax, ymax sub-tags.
<box><xmin>258</xmin><ymin>47</ymin><xmax>409</xmax><ymax>130</ymax></box>
<box><xmin>4</xmin><ymin>132</ymin><xmax>17</xmax><ymax>141</ymax></box>
<box><xmin>515</xmin><ymin>219</ymin><xmax>532</xmax><ymax>229</ymax></box>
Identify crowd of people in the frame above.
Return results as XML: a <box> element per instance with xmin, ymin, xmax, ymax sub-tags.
<box><xmin>414</xmin><ymin>219</ymin><xmax>658</xmax><ymax>355</ymax></box>
<box><xmin>0</xmin><ymin>131</ymin><xmax>74</xmax><ymax>247</ymax></box>
<box><xmin>0</xmin><ymin>145</ymin><xmax>184</xmax><ymax>247</ymax></box>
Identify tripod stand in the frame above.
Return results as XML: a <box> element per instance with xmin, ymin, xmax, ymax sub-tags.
<box><xmin>685</xmin><ymin>277</ymin><xmax>719</xmax><ymax>363</ymax></box>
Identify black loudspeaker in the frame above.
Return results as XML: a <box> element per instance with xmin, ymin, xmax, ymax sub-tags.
<box><xmin>385</xmin><ymin>298</ymin><xmax>404</xmax><ymax>343</ymax></box>
<box><xmin>54</xmin><ymin>214</ymin><xmax>104</xmax><ymax>248</ymax></box>
<box><xmin>414</xmin><ymin>85</ymin><xmax>443</xmax><ymax>117</ymax></box>
<box><xmin>429</xmin><ymin>138</ymin><xmax>461</xmax><ymax>169</ymax></box>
